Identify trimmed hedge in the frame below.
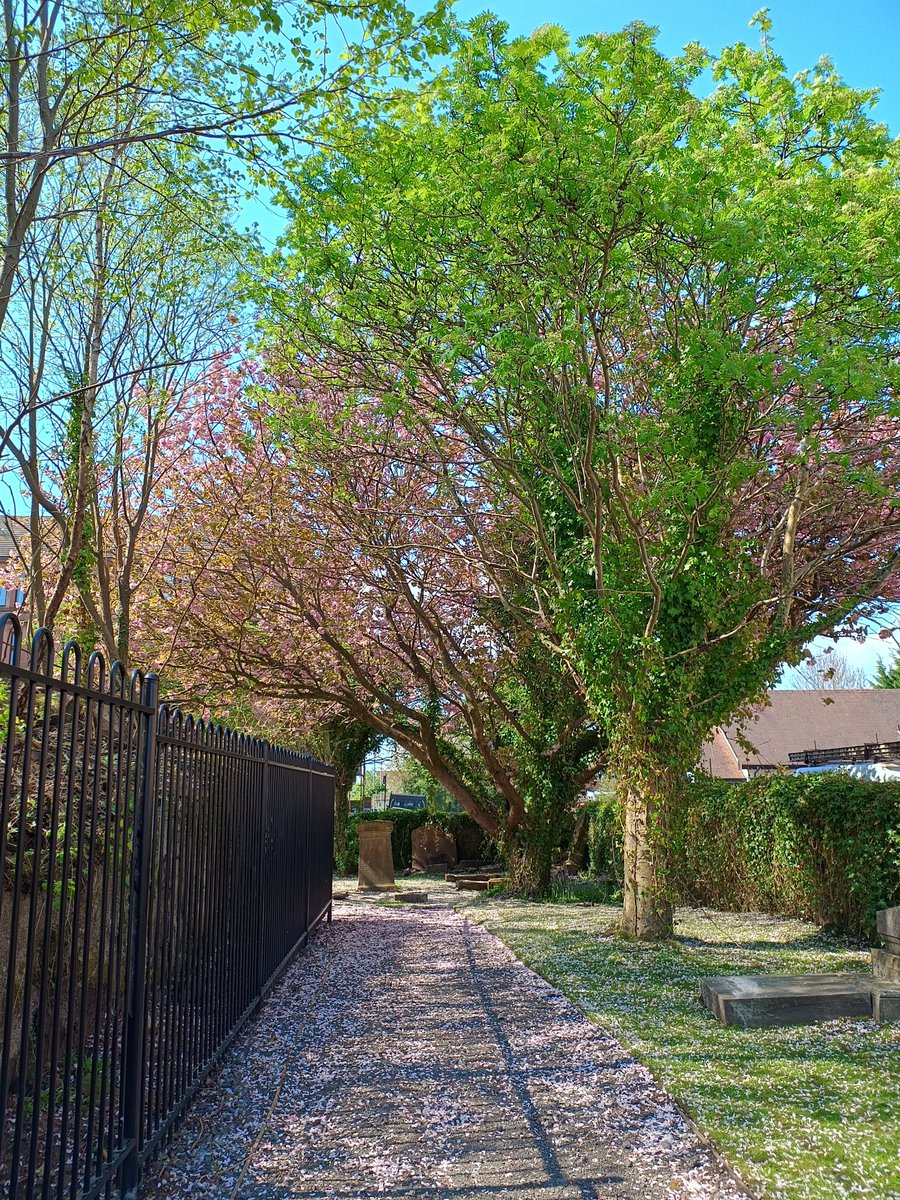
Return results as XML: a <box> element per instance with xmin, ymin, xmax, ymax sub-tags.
<box><xmin>347</xmin><ymin>808</ymin><xmax>495</xmax><ymax>872</ymax></box>
<box><xmin>586</xmin><ymin>773</ymin><xmax>900</xmax><ymax>938</ymax></box>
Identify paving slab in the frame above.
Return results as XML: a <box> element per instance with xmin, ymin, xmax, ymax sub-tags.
<box><xmin>143</xmin><ymin>905</ymin><xmax>749</xmax><ymax>1199</ymax></box>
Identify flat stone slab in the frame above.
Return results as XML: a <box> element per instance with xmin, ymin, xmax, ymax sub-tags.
<box><xmin>700</xmin><ymin>973</ymin><xmax>900</xmax><ymax>1028</ymax></box>
<box><xmin>394</xmin><ymin>890</ymin><xmax>429</xmax><ymax>903</ymax></box>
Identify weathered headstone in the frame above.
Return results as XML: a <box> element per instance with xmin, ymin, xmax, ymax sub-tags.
<box><xmin>874</xmin><ymin>905</ymin><xmax>900</xmax><ymax>983</ymax></box>
<box><xmin>411</xmin><ymin>824</ymin><xmax>457</xmax><ymax>873</ymax></box>
<box><xmin>357</xmin><ymin>820</ymin><xmax>397</xmax><ymax>892</ymax></box>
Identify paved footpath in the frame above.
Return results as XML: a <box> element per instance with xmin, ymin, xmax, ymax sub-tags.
<box><xmin>144</xmin><ymin>904</ymin><xmax>750</xmax><ymax>1200</ymax></box>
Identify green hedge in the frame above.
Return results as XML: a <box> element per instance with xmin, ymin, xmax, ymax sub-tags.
<box><xmin>346</xmin><ymin>809</ymin><xmax>495</xmax><ymax>872</ymax></box>
<box><xmin>586</xmin><ymin>773</ymin><xmax>900</xmax><ymax>938</ymax></box>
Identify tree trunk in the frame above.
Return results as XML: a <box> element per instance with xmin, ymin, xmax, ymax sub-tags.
<box><xmin>620</xmin><ymin>760</ymin><xmax>674</xmax><ymax>940</ymax></box>
<box><xmin>564</xmin><ymin>807</ymin><xmax>590</xmax><ymax>873</ymax></box>
<box><xmin>505</xmin><ymin>834</ymin><xmax>554</xmax><ymax>896</ymax></box>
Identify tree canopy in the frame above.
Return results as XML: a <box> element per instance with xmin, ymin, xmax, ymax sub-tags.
<box><xmin>3</xmin><ymin>11</ymin><xmax>898</xmax><ymax>927</ymax></box>
<box><xmin>136</xmin><ymin>363</ymin><xmax>604</xmax><ymax>888</ymax></box>
<box><xmin>263</xmin><ymin>16</ymin><xmax>900</xmax><ymax>934</ymax></box>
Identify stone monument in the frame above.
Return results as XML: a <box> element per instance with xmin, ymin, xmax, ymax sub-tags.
<box><xmin>873</xmin><ymin>904</ymin><xmax>900</xmax><ymax>984</ymax></box>
<box><xmin>357</xmin><ymin>820</ymin><xmax>397</xmax><ymax>892</ymax></box>
<box><xmin>411</xmin><ymin>824</ymin><xmax>457</xmax><ymax>873</ymax></box>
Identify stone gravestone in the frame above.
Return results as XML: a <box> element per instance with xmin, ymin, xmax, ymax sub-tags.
<box><xmin>411</xmin><ymin>824</ymin><xmax>457</xmax><ymax>873</ymax></box>
<box><xmin>873</xmin><ymin>904</ymin><xmax>900</xmax><ymax>984</ymax></box>
<box><xmin>357</xmin><ymin>820</ymin><xmax>397</xmax><ymax>892</ymax></box>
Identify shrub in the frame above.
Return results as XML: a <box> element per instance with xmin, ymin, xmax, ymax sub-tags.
<box><xmin>584</xmin><ymin>773</ymin><xmax>900</xmax><ymax>938</ymax></box>
<box><xmin>346</xmin><ymin>809</ymin><xmax>494</xmax><ymax>872</ymax></box>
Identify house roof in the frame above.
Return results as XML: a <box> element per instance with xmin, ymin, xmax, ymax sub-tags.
<box><xmin>699</xmin><ymin>727</ymin><xmax>744</xmax><ymax>780</ymax></box>
<box><xmin>705</xmin><ymin>690</ymin><xmax>900</xmax><ymax>776</ymax></box>
<box><xmin>0</xmin><ymin>516</ymin><xmax>28</xmax><ymax>560</ymax></box>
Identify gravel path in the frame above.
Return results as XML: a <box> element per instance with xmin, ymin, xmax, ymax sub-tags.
<box><xmin>143</xmin><ymin>902</ymin><xmax>750</xmax><ymax>1200</ymax></box>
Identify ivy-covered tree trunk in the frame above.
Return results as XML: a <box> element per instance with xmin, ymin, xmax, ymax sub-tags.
<box><xmin>564</xmin><ymin>807</ymin><xmax>591</xmax><ymax>873</ymax></box>
<box><xmin>504</xmin><ymin>832</ymin><xmax>554</xmax><ymax>895</ymax></box>
<box><xmin>501</xmin><ymin>775</ymin><xmax>582</xmax><ymax>896</ymax></box>
<box><xmin>332</xmin><ymin>770</ymin><xmax>355</xmax><ymax>874</ymax></box>
<box><xmin>619</xmin><ymin>751</ymin><xmax>676</xmax><ymax>940</ymax></box>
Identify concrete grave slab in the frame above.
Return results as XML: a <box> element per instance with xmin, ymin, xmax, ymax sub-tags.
<box><xmin>699</xmin><ymin>972</ymin><xmax>900</xmax><ymax>1028</ymax></box>
<box><xmin>702</xmin><ymin>906</ymin><xmax>900</xmax><ymax>1028</ymax></box>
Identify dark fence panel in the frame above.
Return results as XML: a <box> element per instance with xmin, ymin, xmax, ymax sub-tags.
<box><xmin>0</xmin><ymin>618</ymin><xmax>335</xmax><ymax>1200</ymax></box>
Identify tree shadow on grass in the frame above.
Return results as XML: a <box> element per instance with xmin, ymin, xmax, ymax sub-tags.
<box><xmin>675</xmin><ymin>932</ymin><xmax>867</xmax><ymax>955</ymax></box>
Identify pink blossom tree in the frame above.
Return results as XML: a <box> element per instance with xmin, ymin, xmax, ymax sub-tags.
<box><xmin>139</xmin><ymin>362</ymin><xmax>603</xmax><ymax>889</ymax></box>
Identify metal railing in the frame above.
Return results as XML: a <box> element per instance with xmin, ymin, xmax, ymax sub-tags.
<box><xmin>0</xmin><ymin>616</ymin><xmax>334</xmax><ymax>1199</ymax></box>
<box><xmin>788</xmin><ymin>739</ymin><xmax>900</xmax><ymax>766</ymax></box>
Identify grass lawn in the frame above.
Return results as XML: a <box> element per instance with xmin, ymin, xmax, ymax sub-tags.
<box><xmin>465</xmin><ymin>893</ymin><xmax>900</xmax><ymax>1200</ymax></box>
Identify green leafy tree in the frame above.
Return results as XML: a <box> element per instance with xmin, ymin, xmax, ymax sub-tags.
<box><xmin>0</xmin><ymin>137</ymin><xmax>244</xmax><ymax>659</ymax></box>
<box><xmin>397</xmin><ymin>751</ymin><xmax>455</xmax><ymax>809</ymax></box>
<box><xmin>873</xmin><ymin>635</ymin><xmax>900</xmax><ymax>688</ymax></box>
<box><xmin>1</xmin><ymin>0</ymin><xmax>450</xmax><ymax>664</ymax></box>
<box><xmin>874</xmin><ymin>661</ymin><xmax>900</xmax><ymax>688</ymax></box>
<box><xmin>266</xmin><ymin>16</ymin><xmax>900</xmax><ymax>936</ymax></box>
<box><xmin>0</xmin><ymin>0</ymin><xmax>449</xmax><ymax>337</ymax></box>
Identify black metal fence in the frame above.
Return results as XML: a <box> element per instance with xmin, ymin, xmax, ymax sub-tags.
<box><xmin>0</xmin><ymin>617</ymin><xmax>335</xmax><ymax>1199</ymax></box>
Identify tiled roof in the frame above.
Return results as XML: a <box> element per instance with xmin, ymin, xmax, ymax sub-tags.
<box><xmin>699</xmin><ymin>727</ymin><xmax>744</xmax><ymax>780</ymax></box>
<box><xmin>0</xmin><ymin>515</ymin><xmax>29</xmax><ymax>559</ymax></box>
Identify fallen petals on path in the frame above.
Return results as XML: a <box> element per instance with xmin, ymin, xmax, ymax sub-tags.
<box><xmin>143</xmin><ymin>904</ymin><xmax>751</xmax><ymax>1199</ymax></box>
